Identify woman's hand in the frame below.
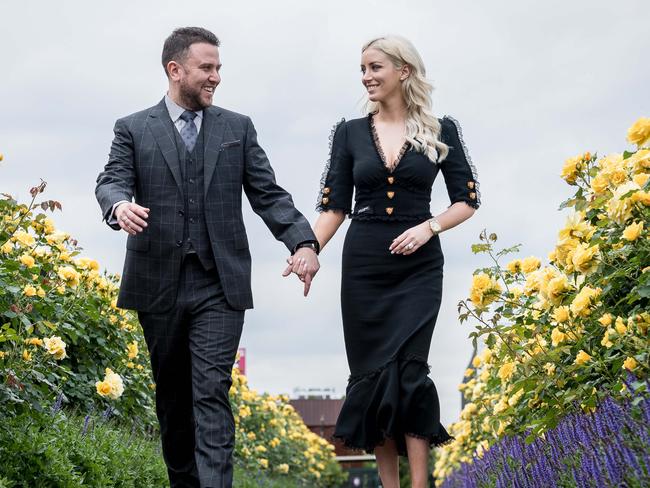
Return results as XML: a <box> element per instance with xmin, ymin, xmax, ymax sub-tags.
<box><xmin>389</xmin><ymin>221</ymin><xmax>433</xmax><ymax>255</ymax></box>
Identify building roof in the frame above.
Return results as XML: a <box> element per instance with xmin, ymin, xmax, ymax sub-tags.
<box><xmin>290</xmin><ymin>398</ymin><xmax>344</xmax><ymax>427</ymax></box>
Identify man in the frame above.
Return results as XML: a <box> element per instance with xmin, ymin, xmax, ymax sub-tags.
<box><xmin>95</xmin><ymin>27</ymin><xmax>319</xmax><ymax>488</ymax></box>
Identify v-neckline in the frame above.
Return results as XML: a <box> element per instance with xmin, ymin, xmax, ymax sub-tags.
<box><xmin>369</xmin><ymin>114</ymin><xmax>409</xmax><ymax>174</ymax></box>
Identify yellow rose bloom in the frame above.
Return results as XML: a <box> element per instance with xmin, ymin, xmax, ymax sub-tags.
<box><xmin>126</xmin><ymin>361</ymin><xmax>135</xmax><ymax>369</ymax></box>
<box><xmin>608</xmin><ymin>169</ymin><xmax>628</xmax><ymax>187</ymax></box>
<box><xmin>546</xmin><ymin>275</ymin><xmax>572</xmax><ymax>304</ymax></box>
<box><xmin>497</xmin><ymin>362</ymin><xmax>516</xmax><ymax>382</ymax></box>
<box><xmin>43</xmin><ymin>336</ymin><xmax>67</xmax><ymax>360</ymax></box>
<box><xmin>127</xmin><ymin>341</ymin><xmax>139</xmax><ymax>359</ymax></box>
<box><xmin>590</xmin><ymin>173</ymin><xmax>609</xmax><ymax>193</ymax></box>
<box><xmin>0</xmin><ymin>351</ymin><xmax>6</xmax><ymax>359</ymax></box>
<box><xmin>255</xmin><ymin>445</ymin><xmax>267</xmax><ymax>453</ymax></box>
<box><xmin>561</xmin><ymin>155</ymin><xmax>582</xmax><ymax>184</ymax></box>
<box><xmin>247</xmin><ymin>431</ymin><xmax>256</xmax><ymax>441</ymax></box>
<box><xmin>521</xmin><ymin>256</ymin><xmax>541</xmax><ymax>273</ymax></box>
<box><xmin>258</xmin><ymin>459</ymin><xmax>269</xmax><ymax>469</ymax></box>
<box><xmin>277</xmin><ymin>463</ymin><xmax>289</xmax><ymax>474</ymax></box>
<box><xmin>506</xmin><ymin>259</ymin><xmax>522</xmax><ymax>273</ymax></box>
<box><xmin>1</xmin><ymin>241</ymin><xmax>13</xmax><ymax>254</ymax></box>
<box><xmin>570</xmin><ymin>286</ymin><xmax>601</xmax><ymax>317</ymax></box>
<box><xmin>19</xmin><ymin>254</ymin><xmax>36</xmax><ymax>268</ymax></box>
<box><xmin>471</xmin><ymin>356</ymin><xmax>482</xmax><ymax>368</ymax></box>
<box><xmin>543</xmin><ymin>363</ymin><xmax>556</xmax><ymax>376</ymax></box>
<box><xmin>45</xmin><ymin>231</ymin><xmax>69</xmax><ymax>245</ymax></box>
<box><xmin>479</xmin><ymin>348</ymin><xmax>493</xmax><ymax>364</ymax></box>
<box><xmin>614</xmin><ymin>316</ymin><xmax>627</xmax><ymax>335</ymax></box>
<box><xmin>22</xmin><ymin>349</ymin><xmax>32</xmax><ymax>362</ymax></box>
<box><xmin>607</xmin><ymin>181</ymin><xmax>640</xmax><ymax>224</ymax></box>
<box><xmin>598</xmin><ymin>313</ymin><xmax>613</xmax><ymax>327</ymax></box>
<box><xmin>627</xmin><ymin>117</ymin><xmax>650</xmax><ymax>147</ymax></box>
<box><xmin>633</xmin><ymin>173</ymin><xmax>649</xmax><ymax>187</ymax></box>
<box><xmin>57</xmin><ymin>266</ymin><xmax>80</xmax><ymax>287</ymax></box>
<box><xmin>23</xmin><ymin>285</ymin><xmax>37</xmax><ymax>297</ymax></box>
<box><xmin>601</xmin><ymin>329</ymin><xmax>613</xmax><ymax>348</ymax></box>
<box><xmin>95</xmin><ymin>368</ymin><xmax>124</xmax><ymax>400</ymax></box>
<box><xmin>633</xmin><ymin>190</ymin><xmax>650</xmax><ymax>205</ymax></box>
<box><xmin>508</xmin><ymin>389</ymin><xmax>524</xmax><ymax>407</ymax></box>
<box><xmin>12</xmin><ymin>230</ymin><xmax>35</xmax><ymax>247</ymax></box>
<box><xmin>623</xmin><ymin>357</ymin><xmax>638</xmax><ymax>371</ymax></box>
<box><xmin>551</xmin><ymin>327</ymin><xmax>567</xmax><ymax>347</ymax></box>
<box><xmin>552</xmin><ymin>306</ymin><xmax>570</xmax><ymax>323</ymax></box>
<box><xmin>574</xmin><ymin>350</ymin><xmax>592</xmax><ymax>365</ymax></box>
<box><xmin>24</xmin><ymin>337</ymin><xmax>43</xmax><ymax>347</ymax></box>
<box><xmin>570</xmin><ymin>243</ymin><xmax>600</xmax><ymax>274</ymax></box>
<box><xmin>469</xmin><ymin>273</ymin><xmax>502</xmax><ymax>308</ymax></box>
<box><xmin>622</xmin><ymin>221</ymin><xmax>643</xmax><ymax>241</ymax></box>
<box><xmin>96</xmin><ymin>381</ymin><xmax>113</xmax><ymax>397</ymax></box>
<box><xmin>56</xmin><ymin>285</ymin><xmax>66</xmax><ymax>295</ymax></box>
<box><xmin>494</xmin><ymin>398</ymin><xmax>509</xmax><ymax>414</ymax></box>
<box><xmin>75</xmin><ymin>257</ymin><xmax>100</xmax><ymax>272</ymax></box>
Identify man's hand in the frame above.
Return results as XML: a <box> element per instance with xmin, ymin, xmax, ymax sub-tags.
<box><xmin>282</xmin><ymin>248</ymin><xmax>320</xmax><ymax>297</ymax></box>
<box><xmin>115</xmin><ymin>202</ymin><xmax>150</xmax><ymax>235</ymax></box>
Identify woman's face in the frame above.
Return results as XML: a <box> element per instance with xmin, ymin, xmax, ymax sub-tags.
<box><xmin>361</xmin><ymin>48</ymin><xmax>404</xmax><ymax>103</ymax></box>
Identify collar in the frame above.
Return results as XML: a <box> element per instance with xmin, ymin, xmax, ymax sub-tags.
<box><xmin>164</xmin><ymin>94</ymin><xmax>204</xmax><ymax>123</ymax></box>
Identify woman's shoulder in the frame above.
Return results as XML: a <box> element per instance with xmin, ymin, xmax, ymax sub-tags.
<box><xmin>330</xmin><ymin>115</ymin><xmax>369</xmax><ymax>131</ymax></box>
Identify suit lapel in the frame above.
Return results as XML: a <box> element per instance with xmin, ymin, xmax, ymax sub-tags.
<box><xmin>147</xmin><ymin>99</ymin><xmax>183</xmax><ymax>193</ymax></box>
<box><xmin>202</xmin><ymin>106</ymin><xmax>226</xmax><ymax>196</ymax></box>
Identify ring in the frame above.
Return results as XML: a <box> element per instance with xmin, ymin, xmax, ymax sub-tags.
<box><xmin>406</xmin><ymin>242</ymin><xmax>414</xmax><ymax>250</ymax></box>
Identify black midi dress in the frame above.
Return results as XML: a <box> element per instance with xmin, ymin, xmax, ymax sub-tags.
<box><xmin>317</xmin><ymin>114</ymin><xmax>480</xmax><ymax>456</ymax></box>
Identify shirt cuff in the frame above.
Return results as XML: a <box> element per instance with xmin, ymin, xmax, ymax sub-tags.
<box><xmin>292</xmin><ymin>240</ymin><xmax>320</xmax><ymax>255</ymax></box>
<box><xmin>108</xmin><ymin>200</ymin><xmax>130</xmax><ymax>225</ymax></box>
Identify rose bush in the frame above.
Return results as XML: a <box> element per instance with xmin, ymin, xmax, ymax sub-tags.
<box><xmin>434</xmin><ymin>117</ymin><xmax>650</xmax><ymax>484</ymax></box>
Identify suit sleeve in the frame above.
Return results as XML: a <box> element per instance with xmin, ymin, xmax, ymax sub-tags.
<box><xmin>242</xmin><ymin>116</ymin><xmax>316</xmax><ymax>251</ymax></box>
<box><xmin>316</xmin><ymin>119</ymin><xmax>353</xmax><ymax>214</ymax></box>
<box><xmin>439</xmin><ymin>116</ymin><xmax>481</xmax><ymax>209</ymax></box>
<box><xmin>95</xmin><ymin>118</ymin><xmax>136</xmax><ymax>230</ymax></box>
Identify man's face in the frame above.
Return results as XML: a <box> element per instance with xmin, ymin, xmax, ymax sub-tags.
<box><xmin>170</xmin><ymin>42</ymin><xmax>221</xmax><ymax>110</ymax></box>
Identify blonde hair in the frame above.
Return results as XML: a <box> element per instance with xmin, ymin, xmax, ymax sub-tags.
<box><xmin>362</xmin><ymin>36</ymin><xmax>448</xmax><ymax>162</ymax></box>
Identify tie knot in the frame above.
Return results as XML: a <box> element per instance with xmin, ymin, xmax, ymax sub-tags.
<box><xmin>180</xmin><ymin>110</ymin><xmax>197</xmax><ymax>123</ymax></box>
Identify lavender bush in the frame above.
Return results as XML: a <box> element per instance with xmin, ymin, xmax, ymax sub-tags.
<box><xmin>440</xmin><ymin>386</ymin><xmax>650</xmax><ymax>487</ymax></box>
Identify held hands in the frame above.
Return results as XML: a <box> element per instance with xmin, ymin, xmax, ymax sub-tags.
<box><xmin>115</xmin><ymin>202</ymin><xmax>150</xmax><ymax>235</ymax></box>
<box><xmin>282</xmin><ymin>248</ymin><xmax>320</xmax><ymax>297</ymax></box>
<box><xmin>389</xmin><ymin>221</ymin><xmax>434</xmax><ymax>255</ymax></box>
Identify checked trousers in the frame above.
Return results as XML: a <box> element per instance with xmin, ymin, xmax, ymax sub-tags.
<box><xmin>138</xmin><ymin>254</ymin><xmax>244</xmax><ymax>488</ymax></box>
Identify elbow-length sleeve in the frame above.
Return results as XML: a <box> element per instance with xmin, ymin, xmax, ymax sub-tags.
<box><xmin>439</xmin><ymin>116</ymin><xmax>481</xmax><ymax>209</ymax></box>
<box><xmin>316</xmin><ymin>119</ymin><xmax>354</xmax><ymax>214</ymax></box>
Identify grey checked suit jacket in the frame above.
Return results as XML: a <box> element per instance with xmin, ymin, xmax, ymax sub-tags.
<box><xmin>95</xmin><ymin>99</ymin><xmax>316</xmax><ymax>312</ymax></box>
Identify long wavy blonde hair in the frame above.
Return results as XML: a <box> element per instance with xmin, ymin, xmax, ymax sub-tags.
<box><xmin>362</xmin><ymin>36</ymin><xmax>448</xmax><ymax>162</ymax></box>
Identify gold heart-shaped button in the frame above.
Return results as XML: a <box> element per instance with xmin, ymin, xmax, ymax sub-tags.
<box><xmin>387</xmin><ymin>191</ymin><xmax>395</xmax><ymax>199</ymax></box>
<box><xmin>385</xmin><ymin>207</ymin><xmax>394</xmax><ymax>215</ymax></box>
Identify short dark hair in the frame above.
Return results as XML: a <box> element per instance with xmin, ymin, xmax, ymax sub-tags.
<box><xmin>162</xmin><ymin>27</ymin><xmax>220</xmax><ymax>77</ymax></box>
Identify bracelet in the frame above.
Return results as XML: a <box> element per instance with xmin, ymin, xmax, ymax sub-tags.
<box><xmin>293</xmin><ymin>240</ymin><xmax>320</xmax><ymax>255</ymax></box>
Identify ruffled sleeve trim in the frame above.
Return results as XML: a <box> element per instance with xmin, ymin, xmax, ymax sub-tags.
<box><xmin>443</xmin><ymin>115</ymin><xmax>481</xmax><ymax>208</ymax></box>
<box><xmin>316</xmin><ymin>118</ymin><xmax>349</xmax><ymax>213</ymax></box>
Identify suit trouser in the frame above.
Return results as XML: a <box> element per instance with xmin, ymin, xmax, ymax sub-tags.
<box><xmin>138</xmin><ymin>254</ymin><xmax>244</xmax><ymax>488</ymax></box>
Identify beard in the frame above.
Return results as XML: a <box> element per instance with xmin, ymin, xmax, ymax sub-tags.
<box><xmin>178</xmin><ymin>79</ymin><xmax>211</xmax><ymax>111</ymax></box>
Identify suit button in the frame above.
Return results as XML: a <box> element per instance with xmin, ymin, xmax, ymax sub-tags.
<box><xmin>178</xmin><ymin>210</ymin><xmax>185</xmax><ymax>217</ymax></box>
<box><xmin>189</xmin><ymin>218</ymin><xmax>195</xmax><ymax>223</ymax></box>
<box><xmin>176</xmin><ymin>240</ymin><xmax>183</xmax><ymax>247</ymax></box>
<box><xmin>189</xmin><ymin>198</ymin><xmax>195</xmax><ymax>204</ymax></box>
<box><xmin>189</xmin><ymin>178</ymin><xmax>195</xmax><ymax>184</ymax></box>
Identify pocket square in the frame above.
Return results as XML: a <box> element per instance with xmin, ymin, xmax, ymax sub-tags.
<box><xmin>220</xmin><ymin>140</ymin><xmax>241</xmax><ymax>148</ymax></box>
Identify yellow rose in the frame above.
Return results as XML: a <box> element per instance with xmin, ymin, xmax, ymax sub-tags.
<box><xmin>543</xmin><ymin>363</ymin><xmax>556</xmax><ymax>376</ymax></box>
<box><xmin>12</xmin><ymin>230</ymin><xmax>35</xmax><ymax>247</ymax></box>
<box><xmin>508</xmin><ymin>389</ymin><xmax>524</xmax><ymax>407</ymax></box>
<box><xmin>570</xmin><ymin>243</ymin><xmax>600</xmax><ymax>274</ymax></box>
<box><xmin>598</xmin><ymin>313</ymin><xmax>613</xmax><ymax>327</ymax></box>
<box><xmin>127</xmin><ymin>341</ymin><xmax>139</xmax><ymax>359</ymax></box>
<box><xmin>479</xmin><ymin>348</ymin><xmax>493</xmax><ymax>364</ymax></box>
<box><xmin>96</xmin><ymin>381</ymin><xmax>113</xmax><ymax>397</ymax></box>
<box><xmin>469</xmin><ymin>273</ymin><xmax>502</xmax><ymax>307</ymax></box>
<box><xmin>22</xmin><ymin>349</ymin><xmax>32</xmax><ymax>362</ymax></box>
<box><xmin>0</xmin><ymin>351</ymin><xmax>6</xmax><ymax>359</ymax></box>
<box><xmin>506</xmin><ymin>259</ymin><xmax>522</xmax><ymax>273</ymax></box>
<box><xmin>24</xmin><ymin>337</ymin><xmax>43</xmax><ymax>347</ymax></box>
<box><xmin>75</xmin><ymin>257</ymin><xmax>100</xmax><ymax>272</ymax></box>
<box><xmin>590</xmin><ymin>173</ymin><xmax>609</xmax><ymax>193</ymax></box>
<box><xmin>471</xmin><ymin>356</ymin><xmax>482</xmax><ymax>368</ymax></box>
<box><xmin>37</xmin><ymin>287</ymin><xmax>46</xmax><ymax>298</ymax></box>
<box><xmin>623</xmin><ymin>357</ymin><xmax>637</xmax><ymax>371</ymax></box>
<box><xmin>497</xmin><ymin>362</ymin><xmax>516</xmax><ymax>382</ymax></box>
<box><xmin>45</xmin><ymin>231</ymin><xmax>69</xmax><ymax>245</ymax></box>
<box><xmin>126</xmin><ymin>361</ymin><xmax>135</xmax><ymax>369</ymax></box>
<box><xmin>622</xmin><ymin>221</ymin><xmax>644</xmax><ymax>241</ymax></box>
<box><xmin>601</xmin><ymin>329</ymin><xmax>613</xmax><ymax>348</ymax></box>
<box><xmin>57</xmin><ymin>266</ymin><xmax>80</xmax><ymax>287</ymax></box>
<box><xmin>546</xmin><ymin>275</ymin><xmax>572</xmax><ymax>304</ymax></box>
<box><xmin>626</xmin><ymin>117</ymin><xmax>650</xmax><ymax>147</ymax></box>
<box><xmin>551</xmin><ymin>327</ymin><xmax>566</xmax><ymax>347</ymax></box>
<box><xmin>277</xmin><ymin>463</ymin><xmax>289</xmax><ymax>474</ymax></box>
<box><xmin>247</xmin><ymin>431</ymin><xmax>256</xmax><ymax>441</ymax></box>
<box><xmin>633</xmin><ymin>190</ymin><xmax>650</xmax><ymax>205</ymax></box>
<box><xmin>632</xmin><ymin>173</ymin><xmax>649</xmax><ymax>187</ymax></box>
<box><xmin>570</xmin><ymin>286</ymin><xmax>601</xmax><ymax>317</ymax></box>
<box><xmin>552</xmin><ymin>306</ymin><xmax>570</xmax><ymax>323</ymax></box>
<box><xmin>19</xmin><ymin>254</ymin><xmax>36</xmax><ymax>268</ymax></box>
<box><xmin>23</xmin><ymin>285</ymin><xmax>37</xmax><ymax>297</ymax></box>
<box><xmin>608</xmin><ymin>169</ymin><xmax>628</xmax><ymax>187</ymax></box>
<box><xmin>614</xmin><ymin>316</ymin><xmax>627</xmax><ymax>335</ymax></box>
<box><xmin>1</xmin><ymin>241</ymin><xmax>13</xmax><ymax>254</ymax></box>
<box><xmin>521</xmin><ymin>256</ymin><xmax>541</xmax><ymax>273</ymax></box>
<box><xmin>258</xmin><ymin>459</ymin><xmax>269</xmax><ymax>469</ymax></box>
<box><xmin>607</xmin><ymin>181</ymin><xmax>640</xmax><ymax>224</ymax></box>
<box><xmin>561</xmin><ymin>155</ymin><xmax>582</xmax><ymax>184</ymax></box>
<box><xmin>43</xmin><ymin>336</ymin><xmax>67</xmax><ymax>360</ymax></box>
<box><xmin>574</xmin><ymin>350</ymin><xmax>592</xmax><ymax>365</ymax></box>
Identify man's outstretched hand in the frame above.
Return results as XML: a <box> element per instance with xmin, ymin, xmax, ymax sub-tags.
<box><xmin>115</xmin><ymin>202</ymin><xmax>150</xmax><ymax>235</ymax></box>
<box><xmin>282</xmin><ymin>248</ymin><xmax>320</xmax><ymax>297</ymax></box>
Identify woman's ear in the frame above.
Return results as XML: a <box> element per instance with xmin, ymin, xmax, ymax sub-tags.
<box><xmin>400</xmin><ymin>64</ymin><xmax>411</xmax><ymax>81</ymax></box>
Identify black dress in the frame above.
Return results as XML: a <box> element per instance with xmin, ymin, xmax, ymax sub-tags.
<box><xmin>317</xmin><ymin>114</ymin><xmax>480</xmax><ymax>456</ymax></box>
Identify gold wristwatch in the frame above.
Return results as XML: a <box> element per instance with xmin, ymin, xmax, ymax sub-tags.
<box><xmin>428</xmin><ymin>217</ymin><xmax>442</xmax><ymax>235</ymax></box>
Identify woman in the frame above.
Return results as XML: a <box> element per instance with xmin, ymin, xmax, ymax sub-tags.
<box><xmin>293</xmin><ymin>36</ymin><xmax>479</xmax><ymax>487</ymax></box>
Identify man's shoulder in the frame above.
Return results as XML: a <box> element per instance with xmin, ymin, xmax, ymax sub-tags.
<box><xmin>209</xmin><ymin>105</ymin><xmax>249</xmax><ymax>123</ymax></box>
<box><xmin>115</xmin><ymin>102</ymin><xmax>163</xmax><ymax>127</ymax></box>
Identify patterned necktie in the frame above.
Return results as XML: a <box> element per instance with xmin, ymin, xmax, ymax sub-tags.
<box><xmin>179</xmin><ymin>110</ymin><xmax>198</xmax><ymax>152</ymax></box>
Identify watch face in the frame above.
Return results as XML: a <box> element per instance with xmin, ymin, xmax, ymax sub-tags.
<box><xmin>430</xmin><ymin>220</ymin><xmax>441</xmax><ymax>233</ymax></box>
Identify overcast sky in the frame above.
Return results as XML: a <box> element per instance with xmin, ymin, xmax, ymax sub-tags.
<box><xmin>1</xmin><ymin>0</ymin><xmax>648</xmax><ymax>425</ymax></box>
